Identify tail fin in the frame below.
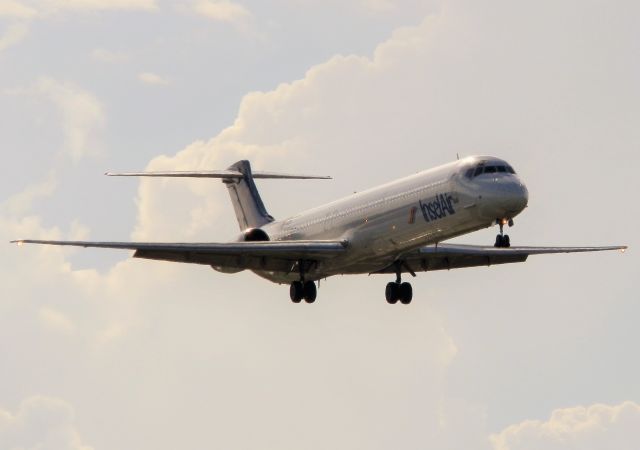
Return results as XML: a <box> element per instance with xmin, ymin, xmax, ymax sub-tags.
<box><xmin>106</xmin><ymin>160</ymin><xmax>331</xmax><ymax>231</ymax></box>
<box><xmin>223</xmin><ymin>160</ymin><xmax>274</xmax><ymax>230</ymax></box>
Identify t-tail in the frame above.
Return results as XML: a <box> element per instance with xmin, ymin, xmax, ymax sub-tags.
<box><xmin>223</xmin><ymin>160</ymin><xmax>274</xmax><ymax>229</ymax></box>
<box><xmin>106</xmin><ymin>160</ymin><xmax>331</xmax><ymax>230</ymax></box>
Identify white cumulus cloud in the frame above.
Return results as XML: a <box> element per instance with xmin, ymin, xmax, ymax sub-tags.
<box><xmin>90</xmin><ymin>47</ymin><xmax>129</xmax><ymax>63</ymax></box>
<box><xmin>492</xmin><ymin>401</ymin><xmax>640</xmax><ymax>450</ymax></box>
<box><xmin>38</xmin><ymin>306</ymin><xmax>76</xmax><ymax>335</ymax></box>
<box><xmin>42</xmin><ymin>0</ymin><xmax>157</xmax><ymax>13</ymax></box>
<box><xmin>138</xmin><ymin>71</ymin><xmax>169</xmax><ymax>85</ymax></box>
<box><xmin>0</xmin><ymin>396</ymin><xmax>93</xmax><ymax>450</ymax></box>
<box><xmin>0</xmin><ymin>0</ymin><xmax>157</xmax><ymax>52</ymax></box>
<box><xmin>0</xmin><ymin>22</ymin><xmax>29</xmax><ymax>51</ymax></box>
<box><xmin>22</xmin><ymin>77</ymin><xmax>106</xmax><ymax>162</ymax></box>
<box><xmin>0</xmin><ymin>0</ymin><xmax>37</xmax><ymax>18</ymax></box>
<box><xmin>192</xmin><ymin>0</ymin><xmax>250</xmax><ymax>26</ymax></box>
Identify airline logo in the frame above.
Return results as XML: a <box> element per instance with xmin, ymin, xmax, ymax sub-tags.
<box><xmin>408</xmin><ymin>206</ymin><xmax>418</xmax><ymax>224</ymax></box>
<box><xmin>418</xmin><ymin>193</ymin><xmax>456</xmax><ymax>222</ymax></box>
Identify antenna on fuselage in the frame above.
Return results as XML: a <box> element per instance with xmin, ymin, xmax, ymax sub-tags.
<box><xmin>456</xmin><ymin>153</ymin><xmax>460</xmax><ymax>160</ymax></box>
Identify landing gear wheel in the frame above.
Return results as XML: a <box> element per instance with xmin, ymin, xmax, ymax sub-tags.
<box><xmin>495</xmin><ymin>219</ymin><xmax>513</xmax><ymax>247</ymax></box>
<box><xmin>290</xmin><ymin>281</ymin><xmax>304</xmax><ymax>303</ymax></box>
<box><xmin>303</xmin><ymin>281</ymin><xmax>317</xmax><ymax>303</ymax></box>
<box><xmin>399</xmin><ymin>282</ymin><xmax>413</xmax><ymax>304</ymax></box>
<box><xmin>385</xmin><ymin>282</ymin><xmax>399</xmax><ymax>304</ymax></box>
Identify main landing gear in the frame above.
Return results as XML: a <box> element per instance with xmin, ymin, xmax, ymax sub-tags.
<box><xmin>385</xmin><ymin>261</ymin><xmax>414</xmax><ymax>305</ymax></box>
<box><xmin>290</xmin><ymin>280</ymin><xmax>317</xmax><ymax>303</ymax></box>
<box><xmin>289</xmin><ymin>260</ymin><xmax>317</xmax><ymax>303</ymax></box>
<box><xmin>494</xmin><ymin>218</ymin><xmax>514</xmax><ymax>248</ymax></box>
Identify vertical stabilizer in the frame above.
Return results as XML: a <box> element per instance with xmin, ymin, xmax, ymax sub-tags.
<box><xmin>223</xmin><ymin>160</ymin><xmax>274</xmax><ymax>230</ymax></box>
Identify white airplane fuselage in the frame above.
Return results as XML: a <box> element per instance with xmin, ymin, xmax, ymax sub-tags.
<box><xmin>254</xmin><ymin>156</ymin><xmax>529</xmax><ymax>282</ymax></box>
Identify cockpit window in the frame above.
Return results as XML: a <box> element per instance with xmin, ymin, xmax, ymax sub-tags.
<box><xmin>467</xmin><ymin>162</ymin><xmax>516</xmax><ymax>178</ymax></box>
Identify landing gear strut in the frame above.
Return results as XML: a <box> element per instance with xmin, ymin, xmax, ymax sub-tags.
<box><xmin>385</xmin><ymin>262</ymin><xmax>413</xmax><ymax>305</ymax></box>
<box><xmin>289</xmin><ymin>261</ymin><xmax>317</xmax><ymax>303</ymax></box>
<box><xmin>494</xmin><ymin>218</ymin><xmax>513</xmax><ymax>248</ymax></box>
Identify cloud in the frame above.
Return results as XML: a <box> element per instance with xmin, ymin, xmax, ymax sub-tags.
<box><xmin>0</xmin><ymin>0</ymin><xmax>157</xmax><ymax>20</ymax></box>
<box><xmin>2</xmin><ymin>1</ymin><xmax>638</xmax><ymax>449</ymax></box>
<box><xmin>18</xmin><ymin>77</ymin><xmax>106</xmax><ymax>162</ymax></box>
<box><xmin>138</xmin><ymin>71</ymin><xmax>169</xmax><ymax>85</ymax></box>
<box><xmin>0</xmin><ymin>396</ymin><xmax>93</xmax><ymax>450</ymax></box>
<box><xmin>38</xmin><ymin>307</ymin><xmax>76</xmax><ymax>335</ymax></box>
<box><xmin>38</xmin><ymin>0</ymin><xmax>157</xmax><ymax>14</ymax></box>
<box><xmin>0</xmin><ymin>0</ymin><xmax>37</xmax><ymax>18</ymax></box>
<box><xmin>2</xmin><ymin>173</ymin><xmax>56</xmax><ymax>217</ymax></box>
<box><xmin>192</xmin><ymin>0</ymin><xmax>251</xmax><ymax>26</ymax></box>
<box><xmin>90</xmin><ymin>48</ymin><xmax>129</xmax><ymax>63</ymax></box>
<box><xmin>0</xmin><ymin>0</ymin><xmax>157</xmax><ymax>53</ymax></box>
<box><xmin>0</xmin><ymin>22</ymin><xmax>29</xmax><ymax>51</ymax></box>
<box><xmin>492</xmin><ymin>401</ymin><xmax>640</xmax><ymax>450</ymax></box>
<box><xmin>361</xmin><ymin>0</ymin><xmax>396</xmax><ymax>12</ymax></box>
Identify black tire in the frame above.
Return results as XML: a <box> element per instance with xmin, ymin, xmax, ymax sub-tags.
<box><xmin>290</xmin><ymin>281</ymin><xmax>304</xmax><ymax>303</ymax></box>
<box><xmin>303</xmin><ymin>281</ymin><xmax>317</xmax><ymax>303</ymax></box>
<box><xmin>399</xmin><ymin>282</ymin><xmax>413</xmax><ymax>304</ymax></box>
<box><xmin>385</xmin><ymin>282</ymin><xmax>399</xmax><ymax>304</ymax></box>
<box><xmin>494</xmin><ymin>234</ymin><xmax>504</xmax><ymax>248</ymax></box>
<box><xmin>503</xmin><ymin>235</ymin><xmax>511</xmax><ymax>248</ymax></box>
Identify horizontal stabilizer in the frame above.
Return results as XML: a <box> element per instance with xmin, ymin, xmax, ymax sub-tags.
<box><xmin>105</xmin><ymin>170</ymin><xmax>331</xmax><ymax>180</ymax></box>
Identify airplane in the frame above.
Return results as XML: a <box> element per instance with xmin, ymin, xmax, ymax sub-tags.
<box><xmin>12</xmin><ymin>156</ymin><xmax>627</xmax><ymax>304</ymax></box>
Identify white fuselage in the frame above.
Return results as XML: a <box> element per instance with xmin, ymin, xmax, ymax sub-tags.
<box><xmin>256</xmin><ymin>156</ymin><xmax>529</xmax><ymax>282</ymax></box>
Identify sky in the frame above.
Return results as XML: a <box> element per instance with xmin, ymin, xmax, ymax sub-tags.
<box><xmin>1</xmin><ymin>0</ymin><xmax>639</xmax><ymax>449</ymax></box>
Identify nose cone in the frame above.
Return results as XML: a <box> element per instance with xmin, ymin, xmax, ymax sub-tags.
<box><xmin>479</xmin><ymin>178</ymin><xmax>529</xmax><ymax>219</ymax></box>
<box><xmin>502</xmin><ymin>181</ymin><xmax>528</xmax><ymax>214</ymax></box>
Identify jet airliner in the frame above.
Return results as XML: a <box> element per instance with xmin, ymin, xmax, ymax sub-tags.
<box><xmin>12</xmin><ymin>156</ymin><xmax>626</xmax><ymax>304</ymax></box>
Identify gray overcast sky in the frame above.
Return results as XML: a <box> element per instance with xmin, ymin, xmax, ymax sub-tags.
<box><xmin>1</xmin><ymin>1</ymin><xmax>639</xmax><ymax>449</ymax></box>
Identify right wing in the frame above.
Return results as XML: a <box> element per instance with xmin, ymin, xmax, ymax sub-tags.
<box><xmin>12</xmin><ymin>239</ymin><xmax>347</xmax><ymax>272</ymax></box>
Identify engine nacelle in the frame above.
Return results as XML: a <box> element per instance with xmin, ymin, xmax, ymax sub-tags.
<box><xmin>243</xmin><ymin>228</ymin><xmax>270</xmax><ymax>242</ymax></box>
<box><xmin>211</xmin><ymin>228</ymin><xmax>269</xmax><ymax>274</ymax></box>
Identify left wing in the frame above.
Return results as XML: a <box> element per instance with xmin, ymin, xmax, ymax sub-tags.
<box><xmin>373</xmin><ymin>243</ymin><xmax>627</xmax><ymax>274</ymax></box>
<box><xmin>11</xmin><ymin>239</ymin><xmax>348</xmax><ymax>272</ymax></box>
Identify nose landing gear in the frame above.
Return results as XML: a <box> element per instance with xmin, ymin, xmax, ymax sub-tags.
<box><xmin>494</xmin><ymin>218</ymin><xmax>513</xmax><ymax>248</ymax></box>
